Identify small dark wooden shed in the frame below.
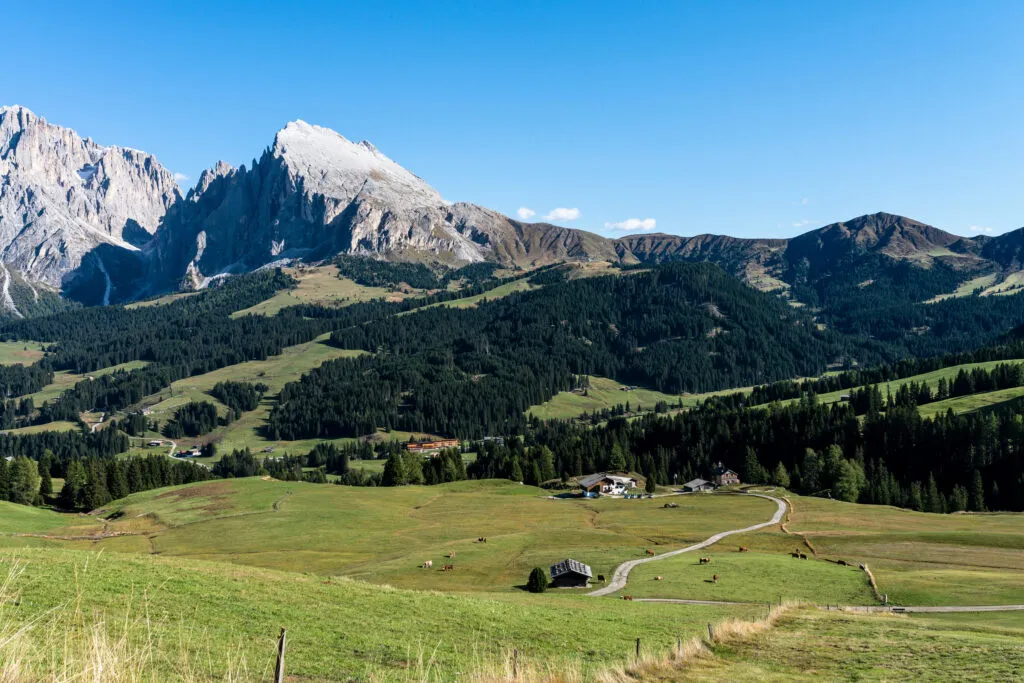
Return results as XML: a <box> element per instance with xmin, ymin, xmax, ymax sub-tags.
<box><xmin>550</xmin><ymin>558</ymin><xmax>593</xmax><ymax>588</ymax></box>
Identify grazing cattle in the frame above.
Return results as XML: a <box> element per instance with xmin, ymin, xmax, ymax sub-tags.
<box><xmin>713</xmin><ymin>574</ymin><xmax>719</xmax><ymax>583</ymax></box>
<box><xmin>738</xmin><ymin>546</ymin><xmax>749</xmax><ymax>552</ymax></box>
<box><xmin>477</xmin><ymin>537</ymin><xmax>488</xmax><ymax>543</ymax></box>
<box><xmin>837</xmin><ymin>559</ymin><xmax>847</xmax><ymax>566</ymax></box>
<box><xmin>449</xmin><ymin>551</ymin><xmax>456</xmax><ymax>559</ymax></box>
<box><xmin>791</xmin><ymin>552</ymin><xmax>801</xmax><ymax>558</ymax></box>
<box><xmin>597</xmin><ymin>574</ymin><xmax>606</xmax><ymax>583</ymax></box>
<box><xmin>655</xmin><ymin>576</ymin><xmax>663</xmax><ymax>581</ymax></box>
<box><xmin>422</xmin><ymin>560</ymin><xmax>433</xmax><ymax>569</ymax></box>
<box><xmin>442</xmin><ymin>564</ymin><xmax>454</xmax><ymax>572</ymax></box>
<box><xmin>799</xmin><ymin>553</ymin><xmax>808</xmax><ymax>560</ymax></box>
<box><xmin>699</xmin><ymin>557</ymin><xmax>711</xmax><ymax>565</ymax></box>
<box><xmin>622</xmin><ymin>595</ymin><xmax>634</xmax><ymax>601</ymax></box>
<box><xmin>645</xmin><ymin>549</ymin><xmax>656</xmax><ymax>556</ymax></box>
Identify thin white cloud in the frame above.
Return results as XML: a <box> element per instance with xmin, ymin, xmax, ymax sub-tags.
<box><xmin>605</xmin><ymin>218</ymin><xmax>657</xmax><ymax>232</ymax></box>
<box><xmin>543</xmin><ymin>207</ymin><xmax>581</xmax><ymax>222</ymax></box>
<box><xmin>968</xmin><ymin>225</ymin><xmax>993</xmax><ymax>233</ymax></box>
<box><xmin>173</xmin><ymin>172</ymin><xmax>189</xmax><ymax>185</ymax></box>
<box><xmin>791</xmin><ymin>198</ymin><xmax>810</xmax><ymax>206</ymax></box>
<box><xmin>792</xmin><ymin>219</ymin><xmax>812</xmax><ymax>228</ymax></box>
<box><xmin>516</xmin><ymin>207</ymin><xmax>536</xmax><ymax>220</ymax></box>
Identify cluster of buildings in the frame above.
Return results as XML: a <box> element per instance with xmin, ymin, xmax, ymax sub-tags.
<box><xmin>681</xmin><ymin>463</ymin><xmax>740</xmax><ymax>492</ymax></box>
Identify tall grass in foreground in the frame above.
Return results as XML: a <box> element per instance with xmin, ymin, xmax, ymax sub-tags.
<box><xmin>1</xmin><ymin>555</ymin><xmax>791</xmax><ymax>682</ymax></box>
<box><xmin>0</xmin><ymin>559</ymin><xmax>254</xmax><ymax>682</ymax></box>
<box><xmin>420</xmin><ymin>603</ymin><xmax>801</xmax><ymax>682</ymax></box>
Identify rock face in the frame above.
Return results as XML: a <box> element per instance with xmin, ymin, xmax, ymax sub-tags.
<box><xmin>4</xmin><ymin>105</ymin><xmax>1024</xmax><ymax>308</ymax></box>
<box><xmin>145</xmin><ymin>121</ymin><xmax>618</xmax><ymax>293</ymax></box>
<box><xmin>0</xmin><ymin>105</ymin><xmax>180</xmax><ymax>296</ymax></box>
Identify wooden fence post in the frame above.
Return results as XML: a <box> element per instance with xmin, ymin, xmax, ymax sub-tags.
<box><xmin>512</xmin><ymin>648</ymin><xmax>519</xmax><ymax>679</ymax></box>
<box><xmin>274</xmin><ymin>628</ymin><xmax>287</xmax><ymax>683</ymax></box>
<box><xmin>635</xmin><ymin>637</ymin><xmax>641</xmax><ymax>662</ymax></box>
<box><xmin>707</xmin><ymin>623</ymin><xmax>714</xmax><ymax>641</ymax></box>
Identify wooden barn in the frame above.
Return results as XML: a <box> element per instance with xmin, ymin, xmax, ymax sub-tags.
<box><xmin>682</xmin><ymin>478</ymin><xmax>717</xmax><ymax>493</ymax></box>
<box><xmin>549</xmin><ymin>558</ymin><xmax>593</xmax><ymax>588</ymax></box>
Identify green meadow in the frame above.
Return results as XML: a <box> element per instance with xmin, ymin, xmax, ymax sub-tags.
<box><xmin>677</xmin><ymin>608</ymin><xmax>1024</xmax><ymax>681</ymax></box>
<box><xmin>85</xmin><ymin>479</ymin><xmax>776</xmax><ymax>592</ymax></box>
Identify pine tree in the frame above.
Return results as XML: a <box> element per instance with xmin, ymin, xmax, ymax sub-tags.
<box><xmin>645</xmin><ymin>472</ymin><xmax>657</xmax><ymax>494</ymax></box>
<box><xmin>38</xmin><ymin>452</ymin><xmax>53</xmax><ymax>496</ymax></box>
<box><xmin>772</xmin><ymin>462</ymin><xmax>791</xmax><ymax>488</ymax></box>
<box><xmin>527</xmin><ymin>567</ymin><xmax>549</xmax><ymax>593</ymax></box>
<box><xmin>59</xmin><ymin>460</ymin><xmax>87</xmax><ymax>510</ymax></box>
<box><xmin>969</xmin><ymin>470</ymin><xmax>986</xmax><ymax>512</ymax></box>
<box><xmin>8</xmin><ymin>457</ymin><xmax>40</xmax><ymax>506</ymax></box>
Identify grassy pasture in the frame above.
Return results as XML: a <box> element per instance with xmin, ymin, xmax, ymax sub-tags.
<box><xmin>917</xmin><ymin>385</ymin><xmax>1024</xmax><ymax>417</ymax></box>
<box><xmin>136</xmin><ymin>333</ymin><xmax>365</xmax><ymax>458</ymax></box>
<box><xmin>124</xmin><ymin>291</ymin><xmax>200</xmax><ymax>309</ymax></box>
<box><xmin>230</xmin><ymin>265</ymin><xmax>411</xmax><ymax>317</ymax></box>
<box><xmin>0</xmin><ymin>339</ymin><xmax>46</xmax><ymax>365</ymax></box>
<box><xmin>923</xmin><ymin>273</ymin><xmax>1000</xmax><ymax>303</ymax></box>
<box><xmin>626</xmin><ymin>550</ymin><xmax>876</xmax><ymax>606</ymax></box>
<box><xmin>808</xmin><ymin>358</ymin><xmax>1024</xmax><ymax>406</ymax></box>
<box><xmin>0</xmin><ymin>547</ymin><xmax>760</xmax><ymax>681</ymax></box>
<box><xmin>678</xmin><ymin>607</ymin><xmax>1024</xmax><ymax>681</ymax></box>
<box><xmin>25</xmin><ymin>360</ymin><xmax>150</xmax><ymax>405</ymax></box>
<box><xmin>787</xmin><ymin>495</ymin><xmax>1024</xmax><ymax>606</ymax></box>
<box><xmin>528</xmin><ymin>376</ymin><xmax>730</xmax><ymax>421</ymax></box>
<box><xmin>88</xmin><ymin>480</ymin><xmax>777</xmax><ymax>593</ymax></box>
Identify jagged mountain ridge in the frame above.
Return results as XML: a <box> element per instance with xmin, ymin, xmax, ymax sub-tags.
<box><xmin>0</xmin><ymin>105</ymin><xmax>180</xmax><ymax>308</ymax></box>
<box><xmin>2</xmin><ymin>105</ymin><xmax>1024</xmax><ymax>309</ymax></box>
<box><xmin>141</xmin><ymin>120</ymin><xmax>622</xmax><ymax>296</ymax></box>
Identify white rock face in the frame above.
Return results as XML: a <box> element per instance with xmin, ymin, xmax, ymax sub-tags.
<box><xmin>146</xmin><ymin>118</ymin><xmax>619</xmax><ymax>291</ymax></box>
<box><xmin>0</xmin><ymin>105</ymin><xmax>180</xmax><ymax>288</ymax></box>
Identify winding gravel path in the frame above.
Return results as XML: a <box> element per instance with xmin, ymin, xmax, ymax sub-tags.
<box><xmin>588</xmin><ymin>493</ymin><xmax>787</xmax><ymax>597</ymax></box>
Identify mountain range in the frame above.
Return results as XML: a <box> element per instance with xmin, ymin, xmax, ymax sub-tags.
<box><xmin>2</xmin><ymin>104</ymin><xmax>1023</xmax><ymax>311</ymax></box>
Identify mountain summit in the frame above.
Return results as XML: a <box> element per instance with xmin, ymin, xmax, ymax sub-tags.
<box><xmin>0</xmin><ymin>105</ymin><xmax>180</xmax><ymax>300</ymax></box>
<box><xmin>142</xmin><ymin>120</ymin><xmax>617</xmax><ymax>294</ymax></box>
<box><xmin>1</xmin><ymin>106</ymin><xmax>1023</xmax><ymax>308</ymax></box>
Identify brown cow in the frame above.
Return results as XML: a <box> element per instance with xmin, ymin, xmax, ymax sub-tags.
<box><xmin>699</xmin><ymin>557</ymin><xmax>711</xmax><ymax>565</ymax></box>
<box><xmin>622</xmin><ymin>595</ymin><xmax>634</xmax><ymax>601</ymax></box>
<box><xmin>442</xmin><ymin>564</ymin><xmax>454</xmax><ymax>572</ymax></box>
<box><xmin>449</xmin><ymin>551</ymin><xmax>456</xmax><ymax>559</ymax></box>
<box><xmin>645</xmin><ymin>549</ymin><xmax>656</xmax><ymax>556</ymax></box>
<box><xmin>713</xmin><ymin>574</ymin><xmax>719</xmax><ymax>583</ymax></box>
<box><xmin>738</xmin><ymin>546</ymin><xmax>749</xmax><ymax>552</ymax></box>
<box><xmin>655</xmin><ymin>576</ymin><xmax>663</xmax><ymax>581</ymax></box>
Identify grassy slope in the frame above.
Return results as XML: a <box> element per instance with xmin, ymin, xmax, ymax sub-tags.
<box><xmin>0</xmin><ymin>340</ymin><xmax>46</xmax><ymax>365</ymax></box>
<box><xmin>0</xmin><ymin>547</ymin><xmax>759</xmax><ymax>681</ymax></box>
<box><xmin>678</xmin><ymin>608</ymin><xmax>1024</xmax><ymax>681</ymax></box>
<box><xmin>26</xmin><ymin>360</ymin><xmax>150</xmax><ymax>405</ymax></box>
<box><xmin>917</xmin><ymin>385</ymin><xmax>1024</xmax><ymax>418</ymax></box>
<box><xmin>230</xmin><ymin>265</ymin><xmax>411</xmax><ymax>317</ymax></box>
<box><xmin>81</xmin><ymin>479</ymin><xmax>777</xmax><ymax>593</ymax></box>
<box><xmin>136</xmin><ymin>333</ymin><xmax>365</xmax><ymax>458</ymax></box>
<box><xmin>787</xmin><ymin>495</ymin><xmax>1024</xmax><ymax>606</ymax></box>
<box><xmin>627</xmin><ymin>549</ymin><xmax>876</xmax><ymax>606</ymax></box>
<box><xmin>528</xmin><ymin>376</ymin><xmax>752</xmax><ymax>421</ymax></box>
<box><xmin>809</xmin><ymin>358</ymin><xmax>1024</xmax><ymax>407</ymax></box>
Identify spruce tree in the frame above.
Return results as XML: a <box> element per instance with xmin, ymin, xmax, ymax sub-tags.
<box><xmin>645</xmin><ymin>472</ymin><xmax>657</xmax><ymax>494</ymax></box>
<box><xmin>527</xmin><ymin>567</ymin><xmax>549</xmax><ymax>593</ymax></box>
<box><xmin>969</xmin><ymin>470</ymin><xmax>986</xmax><ymax>512</ymax></box>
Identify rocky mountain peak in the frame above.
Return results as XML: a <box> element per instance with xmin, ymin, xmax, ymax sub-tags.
<box><xmin>0</xmin><ymin>105</ymin><xmax>181</xmax><ymax>290</ymax></box>
<box><xmin>272</xmin><ymin>120</ymin><xmax>444</xmax><ymax>209</ymax></box>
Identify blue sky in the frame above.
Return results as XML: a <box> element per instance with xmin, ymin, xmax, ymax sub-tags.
<box><xmin>6</xmin><ymin>1</ymin><xmax>1024</xmax><ymax>238</ymax></box>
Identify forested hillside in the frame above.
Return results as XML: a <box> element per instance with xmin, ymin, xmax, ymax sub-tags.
<box><xmin>267</xmin><ymin>263</ymin><xmax>863</xmax><ymax>439</ymax></box>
